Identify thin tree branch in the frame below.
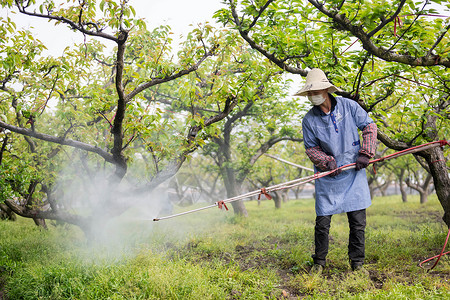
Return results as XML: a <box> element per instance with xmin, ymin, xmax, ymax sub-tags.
<box><xmin>228</xmin><ymin>0</ymin><xmax>308</xmax><ymax>75</ymax></box>
<box><xmin>367</xmin><ymin>0</ymin><xmax>407</xmax><ymax>38</ymax></box>
<box><xmin>248</xmin><ymin>136</ymin><xmax>303</xmax><ymax>167</ymax></box>
<box><xmin>14</xmin><ymin>0</ymin><xmax>118</xmax><ymax>42</ymax></box>
<box><xmin>307</xmin><ymin>0</ymin><xmax>450</xmax><ymax>67</ymax></box>
<box><xmin>0</xmin><ymin>120</ymin><xmax>115</xmax><ymax>163</ymax></box>
<box><xmin>245</xmin><ymin>0</ymin><xmax>276</xmax><ymax>33</ymax></box>
<box><xmin>384</xmin><ymin>2</ymin><xmax>426</xmax><ymax>53</ymax></box>
<box><xmin>126</xmin><ymin>44</ymin><xmax>218</xmax><ymax>101</ymax></box>
<box><xmin>0</xmin><ymin>135</ymin><xmax>8</xmax><ymax>165</ymax></box>
<box><xmin>428</xmin><ymin>23</ymin><xmax>450</xmax><ymax>56</ymax></box>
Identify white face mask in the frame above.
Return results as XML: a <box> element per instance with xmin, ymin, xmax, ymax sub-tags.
<box><xmin>307</xmin><ymin>94</ymin><xmax>326</xmax><ymax>106</ymax></box>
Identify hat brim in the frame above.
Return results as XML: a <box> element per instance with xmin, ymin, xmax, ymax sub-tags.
<box><xmin>294</xmin><ymin>82</ymin><xmax>342</xmax><ymax>96</ymax></box>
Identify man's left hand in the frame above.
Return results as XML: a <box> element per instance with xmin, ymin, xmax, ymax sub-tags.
<box><xmin>355</xmin><ymin>154</ymin><xmax>370</xmax><ymax>171</ymax></box>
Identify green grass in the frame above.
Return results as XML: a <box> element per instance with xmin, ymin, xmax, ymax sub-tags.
<box><xmin>1</xmin><ymin>194</ymin><xmax>449</xmax><ymax>299</ymax></box>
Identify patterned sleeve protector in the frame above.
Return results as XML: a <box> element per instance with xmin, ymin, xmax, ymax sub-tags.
<box><xmin>359</xmin><ymin>122</ymin><xmax>377</xmax><ymax>158</ymax></box>
<box><xmin>305</xmin><ymin>146</ymin><xmax>336</xmax><ymax>172</ymax></box>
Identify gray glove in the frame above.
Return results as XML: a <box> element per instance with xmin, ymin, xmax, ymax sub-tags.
<box><xmin>326</xmin><ymin>159</ymin><xmax>341</xmax><ymax>177</ymax></box>
<box><xmin>355</xmin><ymin>154</ymin><xmax>370</xmax><ymax>171</ymax></box>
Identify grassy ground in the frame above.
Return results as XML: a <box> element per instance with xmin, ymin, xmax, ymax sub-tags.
<box><xmin>1</xmin><ymin>194</ymin><xmax>449</xmax><ymax>299</ymax></box>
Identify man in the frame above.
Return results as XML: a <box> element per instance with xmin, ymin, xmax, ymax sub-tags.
<box><xmin>295</xmin><ymin>68</ymin><xmax>377</xmax><ymax>273</ymax></box>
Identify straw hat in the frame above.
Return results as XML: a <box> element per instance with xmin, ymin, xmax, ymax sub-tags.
<box><xmin>294</xmin><ymin>68</ymin><xmax>342</xmax><ymax>96</ymax></box>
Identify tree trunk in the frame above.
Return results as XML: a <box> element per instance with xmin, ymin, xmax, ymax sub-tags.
<box><xmin>421</xmin><ymin>146</ymin><xmax>450</xmax><ymax>226</ymax></box>
<box><xmin>398</xmin><ymin>169</ymin><xmax>408</xmax><ymax>202</ymax></box>
<box><xmin>378</xmin><ymin>131</ymin><xmax>450</xmax><ymax>227</ymax></box>
<box><xmin>378</xmin><ymin>180</ymin><xmax>390</xmax><ymax>197</ymax></box>
<box><xmin>367</xmin><ymin>176</ymin><xmax>375</xmax><ymax>199</ymax></box>
<box><xmin>282</xmin><ymin>190</ymin><xmax>289</xmax><ymax>203</ymax></box>
<box><xmin>230</xmin><ymin>200</ymin><xmax>248</xmax><ymax>217</ymax></box>
<box><xmin>273</xmin><ymin>191</ymin><xmax>282</xmax><ymax>209</ymax></box>
<box><xmin>405</xmin><ymin>172</ymin><xmax>433</xmax><ymax>205</ymax></box>
<box><xmin>400</xmin><ymin>186</ymin><xmax>408</xmax><ymax>203</ymax></box>
<box><xmin>420</xmin><ymin>173</ymin><xmax>433</xmax><ymax>204</ymax></box>
<box><xmin>224</xmin><ymin>167</ymin><xmax>248</xmax><ymax>217</ymax></box>
<box><xmin>420</xmin><ymin>192</ymin><xmax>428</xmax><ymax>204</ymax></box>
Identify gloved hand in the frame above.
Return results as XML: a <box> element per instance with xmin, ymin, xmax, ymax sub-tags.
<box><xmin>326</xmin><ymin>159</ymin><xmax>341</xmax><ymax>177</ymax></box>
<box><xmin>355</xmin><ymin>154</ymin><xmax>370</xmax><ymax>171</ymax></box>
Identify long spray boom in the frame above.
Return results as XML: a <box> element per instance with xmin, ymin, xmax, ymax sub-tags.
<box><xmin>153</xmin><ymin>140</ymin><xmax>448</xmax><ymax>222</ymax></box>
<box><xmin>152</xmin><ymin>141</ymin><xmax>450</xmax><ymax>271</ymax></box>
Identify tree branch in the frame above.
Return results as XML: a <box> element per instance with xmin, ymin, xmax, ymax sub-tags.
<box><xmin>0</xmin><ymin>120</ymin><xmax>114</xmax><ymax>163</ymax></box>
<box><xmin>428</xmin><ymin>23</ymin><xmax>450</xmax><ymax>56</ymax></box>
<box><xmin>110</xmin><ymin>31</ymin><xmax>129</xmax><ymax>178</ymax></box>
<box><xmin>149</xmin><ymin>92</ymin><xmax>220</xmax><ymax>114</ymax></box>
<box><xmin>307</xmin><ymin>0</ymin><xmax>450</xmax><ymax>67</ymax></box>
<box><xmin>249</xmin><ymin>136</ymin><xmax>303</xmax><ymax>166</ymax></box>
<box><xmin>367</xmin><ymin>88</ymin><xmax>395</xmax><ymax>111</ymax></box>
<box><xmin>0</xmin><ymin>135</ymin><xmax>8</xmax><ymax>165</ymax></box>
<box><xmin>0</xmin><ymin>72</ymin><xmax>18</xmax><ymax>92</ymax></box>
<box><xmin>4</xmin><ymin>198</ymin><xmax>86</xmax><ymax>225</ymax></box>
<box><xmin>367</xmin><ymin>0</ymin><xmax>407</xmax><ymax>38</ymax></box>
<box><xmin>376</xmin><ymin>129</ymin><xmax>409</xmax><ymax>151</ymax></box>
<box><xmin>384</xmin><ymin>2</ymin><xmax>426</xmax><ymax>54</ymax></box>
<box><xmin>125</xmin><ymin>44</ymin><xmax>218</xmax><ymax>101</ymax></box>
<box><xmin>228</xmin><ymin>0</ymin><xmax>308</xmax><ymax>75</ymax></box>
<box><xmin>246</xmin><ymin>0</ymin><xmax>276</xmax><ymax>33</ymax></box>
<box><xmin>14</xmin><ymin>0</ymin><xmax>118</xmax><ymax>42</ymax></box>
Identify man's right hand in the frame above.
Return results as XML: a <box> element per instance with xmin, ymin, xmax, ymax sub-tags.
<box><xmin>326</xmin><ymin>159</ymin><xmax>341</xmax><ymax>177</ymax></box>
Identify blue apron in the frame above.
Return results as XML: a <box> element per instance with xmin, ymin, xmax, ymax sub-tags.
<box><xmin>302</xmin><ymin>96</ymin><xmax>373</xmax><ymax>216</ymax></box>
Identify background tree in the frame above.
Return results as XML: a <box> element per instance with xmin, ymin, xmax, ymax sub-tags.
<box><xmin>249</xmin><ymin>142</ymin><xmax>315</xmax><ymax>207</ymax></box>
<box><xmin>366</xmin><ymin>147</ymin><xmax>389</xmax><ymax>198</ymax></box>
<box><xmin>384</xmin><ymin>153</ymin><xmax>435</xmax><ymax>203</ymax></box>
<box><xmin>200</xmin><ymin>69</ymin><xmax>304</xmax><ymax>215</ymax></box>
<box><xmin>217</xmin><ymin>0</ymin><xmax>450</xmax><ymax>225</ymax></box>
<box><xmin>386</xmin><ymin>154</ymin><xmax>415</xmax><ymax>203</ymax></box>
<box><xmin>145</xmin><ymin>31</ymin><xmax>305</xmax><ymax>216</ymax></box>
<box><xmin>403</xmin><ymin>156</ymin><xmax>436</xmax><ymax>204</ymax></box>
<box><xmin>0</xmin><ymin>1</ymin><xmax>246</xmax><ymax>236</ymax></box>
<box><xmin>173</xmin><ymin>158</ymin><xmax>225</xmax><ymax>205</ymax></box>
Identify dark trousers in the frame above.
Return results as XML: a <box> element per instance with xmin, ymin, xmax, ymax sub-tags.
<box><xmin>312</xmin><ymin>209</ymin><xmax>366</xmax><ymax>267</ymax></box>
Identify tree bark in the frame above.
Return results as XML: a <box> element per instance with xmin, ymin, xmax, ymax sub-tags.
<box><xmin>419</xmin><ymin>146</ymin><xmax>449</xmax><ymax>224</ymax></box>
<box><xmin>398</xmin><ymin>169</ymin><xmax>408</xmax><ymax>203</ymax></box>
<box><xmin>419</xmin><ymin>193</ymin><xmax>428</xmax><ymax>204</ymax></box>
<box><xmin>273</xmin><ymin>191</ymin><xmax>282</xmax><ymax>209</ymax></box>
<box><xmin>223</xmin><ymin>164</ymin><xmax>248</xmax><ymax>217</ymax></box>
<box><xmin>378</xmin><ymin>179</ymin><xmax>390</xmax><ymax>197</ymax></box>
<box><xmin>0</xmin><ymin>203</ymin><xmax>16</xmax><ymax>221</ymax></box>
<box><xmin>378</xmin><ymin>133</ymin><xmax>450</xmax><ymax>226</ymax></box>
<box><xmin>33</xmin><ymin>218</ymin><xmax>47</xmax><ymax>229</ymax></box>
<box><xmin>405</xmin><ymin>173</ymin><xmax>433</xmax><ymax>204</ymax></box>
<box><xmin>367</xmin><ymin>176</ymin><xmax>375</xmax><ymax>199</ymax></box>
